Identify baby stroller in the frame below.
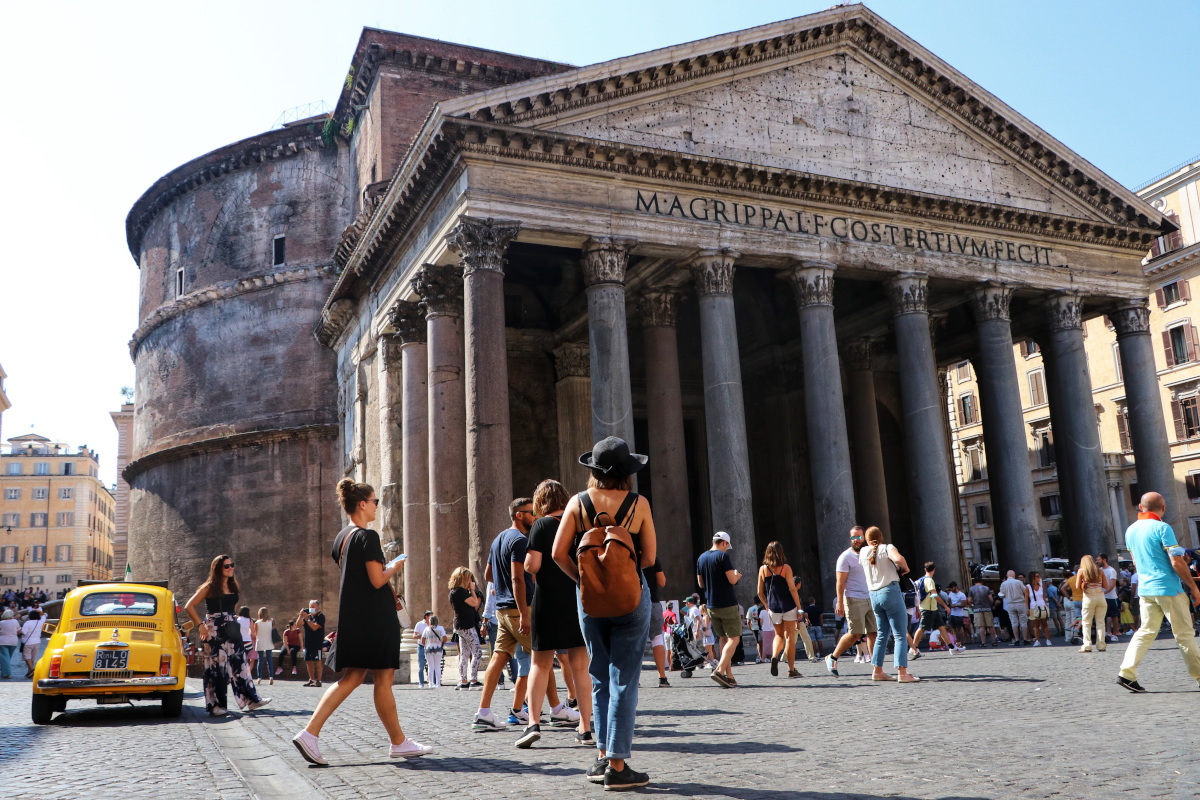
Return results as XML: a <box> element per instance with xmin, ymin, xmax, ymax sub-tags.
<box><xmin>670</xmin><ymin>623</ymin><xmax>708</xmax><ymax>678</ymax></box>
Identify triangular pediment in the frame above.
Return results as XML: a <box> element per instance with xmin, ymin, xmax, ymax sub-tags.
<box><xmin>544</xmin><ymin>52</ymin><xmax>1099</xmax><ymax>221</ymax></box>
<box><xmin>438</xmin><ymin>5</ymin><xmax>1167</xmax><ymax>233</ymax></box>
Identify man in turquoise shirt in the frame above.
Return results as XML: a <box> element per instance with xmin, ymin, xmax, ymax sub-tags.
<box><xmin>1117</xmin><ymin>492</ymin><xmax>1200</xmax><ymax>693</ymax></box>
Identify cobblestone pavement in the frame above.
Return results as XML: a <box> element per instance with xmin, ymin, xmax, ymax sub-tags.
<box><xmin>6</xmin><ymin>635</ymin><xmax>1200</xmax><ymax>799</ymax></box>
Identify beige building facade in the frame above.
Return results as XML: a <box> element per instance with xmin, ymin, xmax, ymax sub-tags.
<box><xmin>1</xmin><ymin>434</ymin><xmax>116</xmax><ymax>593</ymax></box>
<box><xmin>949</xmin><ymin>156</ymin><xmax>1200</xmax><ymax>562</ymax></box>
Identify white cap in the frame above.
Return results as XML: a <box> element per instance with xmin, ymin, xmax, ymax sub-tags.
<box><xmin>713</xmin><ymin>531</ymin><xmax>732</xmax><ymax>546</ymax></box>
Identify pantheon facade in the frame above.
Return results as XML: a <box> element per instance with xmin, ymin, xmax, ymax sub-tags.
<box><xmin>125</xmin><ymin>6</ymin><xmax>1177</xmax><ymax>619</ymax></box>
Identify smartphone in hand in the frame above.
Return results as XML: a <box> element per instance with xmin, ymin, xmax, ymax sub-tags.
<box><xmin>386</xmin><ymin>554</ymin><xmax>408</xmax><ymax>570</ymax></box>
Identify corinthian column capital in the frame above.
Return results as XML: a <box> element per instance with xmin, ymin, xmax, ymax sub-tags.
<box><xmin>886</xmin><ymin>272</ymin><xmax>929</xmax><ymax>316</ymax></box>
<box><xmin>967</xmin><ymin>281</ymin><xmax>1014</xmax><ymax>322</ymax></box>
<box><xmin>687</xmin><ymin>249</ymin><xmax>739</xmax><ymax>296</ymax></box>
<box><xmin>410</xmin><ymin>263</ymin><xmax>464</xmax><ymax>316</ymax></box>
<box><xmin>582</xmin><ymin>237</ymin><xmax>637</xmax><ymax>286</ymax></box>
<box><xmin>640</xmin><ymin>290</ymin><xmax>683</xmax><ymax>327</ymax></box>
<box><xmin>843</xmin><ymin>337</ymin><xmax>875</xmax><ymax>371</ymax></box>
<box><xmin>787</xmin><ymin>260</ymin><xmax>836</xmax><ymax>307</ymax></box>
<box><xmin>552</xmin><ymin>342</ymin><xmax>590</xmax><ymax>381</ymax></box>
<box><xmin>445</xmin><ymin>216</ymin><xmax>521</xmax><ymax>276</ymax></box>
<box><xmin>1044</xmin><ymin>291</ymin><xmax>1084</xmax><ymax>332</ymax></box>
<box><xmin>1108</xmin><ymin>299</ymin><xmax>1152</xmax><ymax>336</ymax></box>
<box><xmin>387</xmin><ymin>300</ymin><xmax>427</xmax><ymax>344</ymax></box>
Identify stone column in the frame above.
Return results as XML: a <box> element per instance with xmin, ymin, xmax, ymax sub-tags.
<box><xmin>553</xmin><ymin>342</ymin><xmax>592</xmax><ymax>492</ymax></box>
<box><xmin>447</xmin><ymin>216</ymin><xmax>521</xmax><ymax>580</ymax></box>
<box><xmin>788</xmin><ymin>262</ymin><xmax>857</xmax><ymax>605</ymax></box>
<box><xmin>375</xmin><ymin>335</ymin><xmax>404</xmax><ymax>580</ymax></box>
<box><xmin>1043</xmin><ymin>292</ymin><xmax>1116</xmax><ymax>562</ymax></box>
<box><xmin>582</xmin><ymin>237</ymin><xmax>637</xmax><ymax>447</ymax></box>
<box><xmin>1110</xmin><ymin>300</ymin><xmax>1179</xmax><ymax>526</ymax></box>
<box><xmin>389</xmin><ymin>300</ymin><xmax>431</xmax><ymax>618</ymax></box>
<box><xmin>412</xmin><ymin>264</ymin><xmax>468</xmax><ymax>623</ymax></box>
<box><xmin>967</xmin><ymin>282</ymin><xmax>1043</xmax><ymax>578</ymax></box>
<box><xmin>843</xmin><ymin>338</ymin><xmax>890</xmax><ymax>541</ymax></box>
<box><xmin>886</xmin><ymin>272</ymin><xmax>962</xmax><ymax>587</ymax></box>
<box><xmin>640</xmin><ymin>290</ymin><xmax>694</xmax><ymax>595</ymax></box>
<box><xmin>690</xmin><ymin>250</ymin><xmax>757</xmax><ymax>600</ymax></box>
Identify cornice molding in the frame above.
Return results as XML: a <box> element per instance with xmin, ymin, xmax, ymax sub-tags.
<box><xmin>446</xmin><ymin>215</ymin><xmax>521</xmax><ymax>276</ymax></box>
<box><xmin>315</xmin><ymin>298</ymin><xmax>357</xmax><ymax>348</ymax></box>
<box><xmin>450</xmin><ymin>123</ymin><xmax>1155</xmax><ymax>250</ymax></box>
<box><xmin>129</xmin><ymin>264</ymin><xmax>335</xmax><ymax>360</ymax></box>
<box><xmin>123</xmin><ymin>423</ymin><xmax>338</xmax><ymax>483</ymax></box>
<box><xmin>1108</xmin><ymin>300</ymin><xmax>1151</xmax><ymax>336</ymax></box>
<box><xmin>454</xmin><ymin>14</ymin><xmax>1163</xmax><ymax>235</ymax></box>
<box><xmin>967</xmin><ymin>281</ymin><xmax>1014</xmax><ymax>322</ymax></box>
<box><xmin>126</xmin><ymin>130</ymin><xmax>324</xmax><ymax>259</ymax></box>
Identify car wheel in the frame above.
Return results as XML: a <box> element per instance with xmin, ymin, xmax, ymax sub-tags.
<box><xmin>51</xmin><ymin>697</ymin><xmax>67</xmax><ymax>712</ymax></box>
<box><xmin>32</xmin><ymin>694</ymin><xmax>53</xmax><ymax>725</ymax></box>
<box><xmin>161</xmin><ymin>689</ymin><xmax>184</xmax><ymax>718</ymax></box>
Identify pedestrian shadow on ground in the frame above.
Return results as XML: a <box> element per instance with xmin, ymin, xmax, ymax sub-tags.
<box><xmin>917</xmin><ymin>674</ymin><xmax>1045</xmax><ymax>683</ymax></box>
<box><xmin>636</xmin><ymin>708</ymin><xmax>738</xmax><ymax>717</ymax></box>
<box><xmin>637</xmin><ymin>782</ymin><xmax>987</xmax><ymax>800</ymax></box>
<box><xmin>635</xmin><ymin>740</ymin><xmax>802</xmax><ymax>755</ymax></box>
<box><xmin>307</xmin><ymin>756</ymin><xmax>579</xmax><ymax>776</ymax></box>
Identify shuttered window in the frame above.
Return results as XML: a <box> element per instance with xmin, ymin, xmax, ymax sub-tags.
<box><xmin>1037</xmin><ymin>430</ymin><xmax>1056</xmax><ymax>467</ymax></box>
<box><xmin>959</xmin><ymin>393</ymin><xmax>978</xmax><ymax>425</ymax></box>
<box><xmin>1187</xmin><ymin>474</ymin><xmax>1200</xmax><ymax>501</ymax></box>
<box><xmin>1027</xmin><ymin>369</ymin><xmax>1047</xmax><ymax>407</ymax></box>
<box><xmin>1039</xmin><ymin>494</ymin><xmax>1061</xmax><ymax>517</ymax></box>
<box><xmin>1172</xmin><ymin>397</ymin><xmax>1200</xmax><ymax>441</ymax></box>
<box><xmin>1116</xmin><ymin>409</ymin><xmax>1131</xmax><ymax>452</ymax></box>
<box><xmin>1162</xmin><ymin>325</ymin><xmax>1198</xmax><ymax>367</ymax></box>
<box><xmin>1155</xmin><ymin>276</ymin><xmax>1190</xmax><ymax>308</ymax></box>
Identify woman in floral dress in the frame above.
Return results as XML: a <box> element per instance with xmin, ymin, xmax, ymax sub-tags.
<box><xmin>184</xmin><ymin>554</ymin><xmax>271</xmax><ymax>716</ymax></box>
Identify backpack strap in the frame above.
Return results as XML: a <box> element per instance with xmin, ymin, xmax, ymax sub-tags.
<box><xmin>577</xmin><ymin>491</ymin><xmax>598</xmax><ymax>531</ymax></box>
<box><xmin>614</xmin><ymin>492</ymin><xmax>639</xmax><ymax>529</ymax></box>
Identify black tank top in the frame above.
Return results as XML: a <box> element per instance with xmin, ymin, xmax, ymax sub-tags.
<box><xmin>763</xmin><ymin>568</ymin><xmax>796</xmax><ymax>613</ymax></box>
<box><xmin>205</xmin><ymin>591</ymin><xmax>239</xmax><ymax>615</ymax></box>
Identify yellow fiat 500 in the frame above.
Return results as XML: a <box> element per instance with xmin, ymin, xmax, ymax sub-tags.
<box><xmin>32</xmin><ymin>580</ymin><xmax>191</xmax><ymax>723</ymax></box>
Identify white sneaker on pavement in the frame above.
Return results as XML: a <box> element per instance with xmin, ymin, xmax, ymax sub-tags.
<box><xmin>292</xmin><ymin>731</ymin><xmax>327</xmax><ymax>765</ymax></box>
<box><xmin>472</xmin><ymin>710</ymin><xmax>507</xmax><ymax>732</ymax></box>
<box><xmin>549</xmin><ymin>704</ymin><xmax>580</xmax><ymax>727</ymax></box>
<box><xmin>1032</xmin><ymin>640</ymin><xmax>1041</xmax><ymax>647</ymax></box>
<box><xmin>390</xmin><ymin>738</ymin><xmax>434</xmax><ymax>758</ymax></box>
<box><xmin>247</xmin><ymin>698</ymin><xmax>272</xmax><ymax>711</ymax></box>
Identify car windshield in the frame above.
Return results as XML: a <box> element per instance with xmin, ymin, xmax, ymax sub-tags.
<box><xmin>79</xmin><ymin>591</ymin><xmax>158</xmax><ymax>617</ymax></box>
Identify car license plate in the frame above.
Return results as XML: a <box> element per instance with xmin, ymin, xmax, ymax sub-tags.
<box><xmin>93</xmin><ymin>650</ymin><xmax>129</xmax><ymax>670</ymax></box>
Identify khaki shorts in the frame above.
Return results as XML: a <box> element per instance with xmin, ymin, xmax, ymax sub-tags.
<box><xmin>494</xmin><ymin>608</ymin><xmax>532</xmax><ymax>657</ymax></box>
<box><xmin>973</xmin><ymin>610</ymin><xmax>994</xmax><ymax>628</ymax></box>
<box><xmin>708</xmin><ymin>605</ymin><xmax>742</xmax><ymax>639</ymax></box>
<box><xmin>845</xmin><ymin>596</ymin><xmax>878</xmax><ymax>636</ymax></box>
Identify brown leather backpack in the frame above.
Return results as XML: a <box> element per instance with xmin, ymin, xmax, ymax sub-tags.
<box><xmin>575</xmin><ymin>491</ymin><xmax>642</xmax><ymax>618</ymax></box>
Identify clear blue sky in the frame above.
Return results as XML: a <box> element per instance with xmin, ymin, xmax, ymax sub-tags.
<box><xmin>1</xmin><ymin>0</ymin><xmax>1196</xmax><ymax>486</ymax></box>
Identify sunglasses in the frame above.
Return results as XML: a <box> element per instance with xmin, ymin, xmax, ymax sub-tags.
<box><xmin>370</xmin><ymin>498</ymin><xmax>381</xmax><ymax>506</ymax></box>
<box><xmin>223</xmin><ymin>563</ymin><xmax>235</xmax><ymax>569</ymax></box>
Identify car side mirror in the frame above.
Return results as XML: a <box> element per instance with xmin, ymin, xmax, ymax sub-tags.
<box><xmin>42</xmin><ymin>622</ymin><xmax>56</xmax><ymax>634</ymax></box>
<box><xmin>180</xmin><ymin>620</ymin><xmax>195</xmax><ymax>633</ymax></box>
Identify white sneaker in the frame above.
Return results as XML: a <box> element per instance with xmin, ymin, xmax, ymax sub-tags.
<box><xmin>1032</xmin><ymin>640</ymin><xmax>1041</xmax><ymax>647</ymax></box>
<box><xmin>211</xmin><ymin>706</ymin><xmax>228</xmax><ymax>717</ymax></box>
<box><xmin>247</xmin><ymin>698</ymin><xmax>272</xmax><ymax>711</ymax></box>
<box><xmin>1044</xmin><ymin>639</ymin><xmax>1053</xmax><ymax>646</ymax></box>
<box><xmin>390</xmin><ymin>738</ymin><xmax>434</xmax><ymax>758</ymax></box>
<box><xmin>954</xmin><ymin>645</ymin><xmax>966</xmax><ymax>652</ymax></box>
<box><xmin>549</xmin><ymin>704</ymin><xmax>580</xmax><ymax>727</ymax></box>
<box><xmin>472</xmin><ymin>710</ymin><xmax>507</xmax><ymax>732</ymax></box>
<box><xmin>292</xmin><ymin>731</ymin><xmax>327</xmax><ymax>765</ymax></box>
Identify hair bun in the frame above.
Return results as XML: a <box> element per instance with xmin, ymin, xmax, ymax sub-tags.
<box><xmin>336</xmin><ymin>477</ymin><xmax>355</xmax><ymax>500</ymax></box>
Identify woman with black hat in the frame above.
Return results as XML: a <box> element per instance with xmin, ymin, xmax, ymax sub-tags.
<box><xmin>552</xmin><ymin>436</ymin><xmax>656</xmax><ymax>791</ymax></box>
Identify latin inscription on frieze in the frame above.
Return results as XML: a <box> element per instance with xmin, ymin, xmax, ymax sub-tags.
<box><xmin>634</xmin><ymin>190</ymin><xmax>1057</xmax><ymax>267</ymax></box>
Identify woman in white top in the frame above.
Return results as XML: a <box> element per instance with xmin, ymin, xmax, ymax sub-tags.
<box><xmin>254</xmin><ymin>607</ymin><xmax>275</xmax><ymax>685</ymax></box>
<box><xmin>857</xmin><ymin>527</ymin><xmax>919</xmax><ymax>682</ymax></box>
<box><xmin>19</xmin><ymin>609</ymin><xmax>45</xmax><ymax>677</ymax></box>
<box><xmin>1025</xmin><ymin>573</ymin><xmax>1052</xmax><ymax>647</ymax></box>
<box><xmin>0</xmin><ymin>609</ymin><xmax>21</xmax><ymax>679</ymax></box>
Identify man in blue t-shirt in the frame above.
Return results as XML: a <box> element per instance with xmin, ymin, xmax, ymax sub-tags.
<box><xmin>1117</xmin><ymin>492</ymin><xmax>1200</xmax><ymax>693</ymax></box>
<box><xmin>696</xmin><ymin>531</ymin><xmax>742</xmax><ymax>688</ymax></box>
<box><xmin>473</xmin><ymin>497</ymin><xmax>537</xmax><ymax>730</ymax></box>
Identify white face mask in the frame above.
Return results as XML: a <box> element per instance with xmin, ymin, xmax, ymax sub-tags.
<box><xmin>308</xmin><ymin>606</ymin><xmax>318</xmax><ymax>613</ymax></box>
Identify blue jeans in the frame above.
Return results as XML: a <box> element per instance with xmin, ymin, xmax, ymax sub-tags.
<box><xmin>417</xmin><ymin>645</ymin><xmax>427</xmax><ymax>687</ymax></box>
<box><xmin>256</xmin><ymin>649</ymin><xmax>274</xmax><ymax>680</ymax></box>
<box><xmin>869</xmin><ymin>582</ymin><xmax>908</xmax><ymax>670</ymax></box>
<box><xmin>0</xmin><ymin>644</ymin><xmax>15</xmax><ymax>678</ymax></box>
<box><xmin>579</xmin><ymin>581</ymin><xmax>650</xmax><ymax>760</ymax></box>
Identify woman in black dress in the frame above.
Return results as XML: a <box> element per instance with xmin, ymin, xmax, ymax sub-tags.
<box><xmin>185</xmin><ymin>554</ymin><xmax>270</xmax><ymax>716</ymax></box>
<box><xmin>520</xmin><ymin>479</ymin><xmax>592</xmax><ymax>748</ymax></box>
<box><xmin>292</xmin><ymin>479</ymin><xmax>433</xmax><ymax>766</ymax></box>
